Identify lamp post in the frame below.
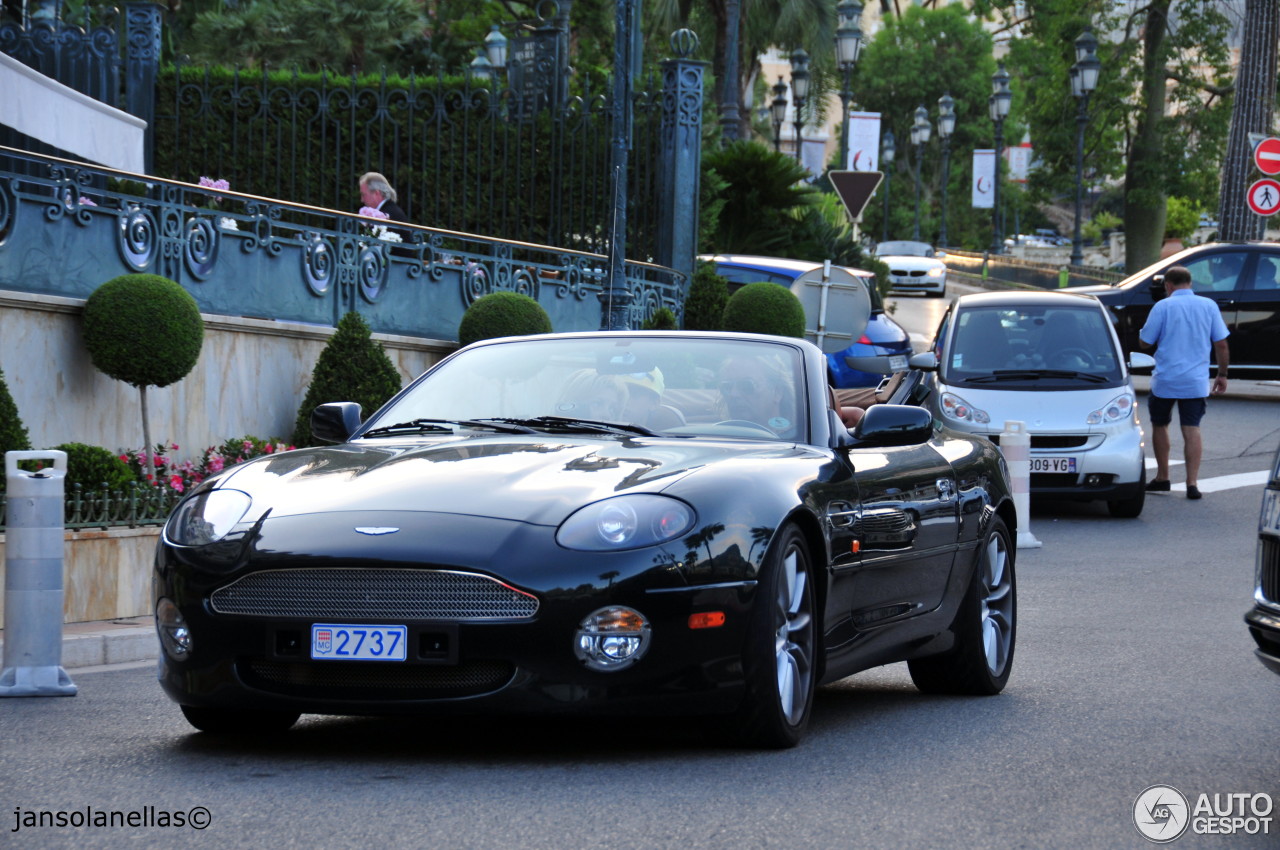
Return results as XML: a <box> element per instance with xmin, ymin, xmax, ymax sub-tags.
<box><xmin>936</xmin><ymin>92</ymin><xmax>955</xmax><ymax>248</ymax></box>
<box><xmin>988</xmin><ymin>63</ymin><xmax>1013</xmax><ymax>254</ymax></box>
<box><xmin>721</xmin><ymin>0</ymin><xmax>742</xmax><ymax>140</ymax></box>
<box><xmin>1070</xmin><ymin>27</ymin><xmax>1101</xmax><ymax>267</ymax></box>
<box><xmin>484</xmin><ymin>24</ymin><xmax>508</xmax><ymax>70</ymax></box>
<box><xmin>790</xmin><ymin>48</ymin><xmax>810</xmax><ymax>164</ymax></box>
<box><xmin>834</xmin><ymin>1</ymin><xmax>864</xmax><ymax>170</ymax></box>
<box><xmin>771</xmin><ymin>77</ymin><xmax>788</xmax><ymax>154</ymax></box>
<box><xmin>910</xmin><ymin>105</ymin><xmax>931</xmax><ymax>241</ymax></box>
<box><xmin>468</xmin><ymin>49</ymin><xmax>493</xmax><ymax>85</ymax></box>
<box><xmin>881</xmin><ymin>129</ymin><xmax>894</xmax><ymax>242</ymax></box>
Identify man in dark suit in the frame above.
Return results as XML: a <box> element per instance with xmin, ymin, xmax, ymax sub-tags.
<box><xmin>358</xmin><ymin>171</ymin><xmax>413</xmax><ymax>257</ymax></box>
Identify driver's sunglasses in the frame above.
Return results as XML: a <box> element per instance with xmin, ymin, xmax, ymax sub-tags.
<box><xmin>718</xmin><ymin>378</ymin><xmax>759</xmax><ymax>396</ymax></box>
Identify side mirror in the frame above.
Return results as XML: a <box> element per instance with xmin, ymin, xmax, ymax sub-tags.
<box><xmin>1128</xmin><ymin>351</ymin><xmax>1155</xmax><ymax>372</ymax></box>
<box><xmin>1148</xmin><ymin>275</ymin><xmax>1166</xmax><ymax>302</ymax></box>
<box><xmin>312</xmin><ymin>402</ymin><xmax>363</xmax><ymax>444</ymax></box>
<box><xmin>908</xmin><ymin>351</ymin><xmax>939</xmax><ymax>371</ymax></box>
<box><xmin>851</xmin><ymin>404</ymin><xmax>933</xmax><ymax>447</ymax></box>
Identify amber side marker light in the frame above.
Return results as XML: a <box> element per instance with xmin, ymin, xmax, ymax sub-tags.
<box><xmin>688</xmin><ymin>612</ymin><xmax>726</xmax><ymax>629</ymax></box>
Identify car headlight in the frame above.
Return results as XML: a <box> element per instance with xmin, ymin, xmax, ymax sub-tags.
<box><xmin>928</xmin><ymin>263</ymin><xmax>947</xmax><ymax>277</ymax></box>
<box><xmin>556</xmin><ymin>495</ymin><xmax>695</xmax><ymax>551</ymax></box>
<box><xmin>163</xmin><ymin>489</ymin><xmax>253</xmax><ymax>546</ymax></box>
<box><xmin>1086</xmin><ymin>392</ymin><xmax>1134</xmax><ymax>425</ymax></box>
<box><xmin>574</xmin><ymin>606</ymin><xmax>651</xmax><ymax>671</ymax></box>
<box><xmin>941</xmin><ymin>392</ymin><xmax>991</xmax><ymax>425</ymax></box>
<box><xmin>156</xmin><ymin>598</ymin><xmax>191</xmax><ymax>660</ymax></box>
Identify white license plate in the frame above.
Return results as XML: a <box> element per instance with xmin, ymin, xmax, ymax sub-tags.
<box><xmin>311</xmin><ymin>624</ymin><xmax>407</xmax><ymax>661</ymax></box>
<box><xmin>1262</xmin><ymin>489</ymin><xmax>1280</xmax><ymax>536</ymax></box>
<box><xmin>889</xmin><ymin>355</ymin><xmax>908</xmax><ymax>372</ymax></box>
<box><xmin>1030</xmin><ymin>456</ymin><xmax>1077</xmax><ymax>473</ymax></box>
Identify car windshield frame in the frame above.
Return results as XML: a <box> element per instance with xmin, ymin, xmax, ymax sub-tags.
<box><xmin>940</xmin><ymin>302</ymin><xmax>1127</xmax><ymax>389</ymax></box>
<box><xmin>358</xmin><ymin>335</ymin><xmax>815</xmax><ymax>443</ymax></box>
<box><xmin>875</xmin><ymin>241</ymin><xmax>934</xmax><ymax>258</ymax></box>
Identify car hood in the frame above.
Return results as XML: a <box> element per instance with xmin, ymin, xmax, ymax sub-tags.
<box><xmin>938</xmin><ymin>382</ymin><xmax>1134</xmax><ymax>433</ymax></box>
<box><xmin>213</xmin><ymin>434</ymin><xmax>804</xmax><ymax>526</ymax></box>
<box><xmin>878</xmin><ymin>255</ymin><xmax>941</xmax><ymax>269</ymax></box>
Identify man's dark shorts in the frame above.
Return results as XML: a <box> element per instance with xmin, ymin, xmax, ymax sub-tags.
<box><xmin>1148</xmin><ymin>394</ymin><xmax>1207</xmax><ymax>427</ymax></box>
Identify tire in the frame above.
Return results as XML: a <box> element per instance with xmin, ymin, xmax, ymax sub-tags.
<box><xmin>733</xmin><ymin>524</ymin><xmax>817</xmax><ymax>748</ymax></box>
<box><xmin>180</xmin><ymin>704</ymin><xmax>300</xmax><ymax>735</ymax></box>
<box><xmin>1107</xmin><ymin>467</ymin><xmax>1146</xmax><ymax>518</ymax></box>
<box><xmin>928</xmin><ymin>286</ymin><xmax>946</xmax><ymax>298</ymax></box>
<box><xmin>908</xmin><ymin>516</ymin><xmax>1015</xmax><ymax>695</ymax></box>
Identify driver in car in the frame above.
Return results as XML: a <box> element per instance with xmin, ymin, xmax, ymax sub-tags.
<box><xmin>717</xmin><ymin>356</ymin><xmax>796</xmax><ymax>436</ymax></box>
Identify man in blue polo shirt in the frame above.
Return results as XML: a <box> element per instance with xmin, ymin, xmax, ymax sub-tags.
<box><xmin>1139</xmin><ymin>265</ymin><xmax>1230</xmax><ymax>500</ymax></box>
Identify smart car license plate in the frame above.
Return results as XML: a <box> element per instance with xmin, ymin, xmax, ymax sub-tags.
<box><xmin>1262</xmin><ymin>489</ymin><xmax>1280</xmax><ymax>536</ymax></box>
<box><xmin>1030</xmin><ymin>456</ymin><xmax>1076</xmax><ymax>473</ymax></box>
<box><xmin>310</xmin><ymin>624</ymin><xmax>407</xmax><ymax>661</ymax></box>
<box><xmin>889</xmin><ymin>355</ymin><xmax>908</xmax><ymax>371</ymax></box>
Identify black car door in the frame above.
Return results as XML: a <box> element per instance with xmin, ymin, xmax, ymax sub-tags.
<box><xmin>1234</xmin><ymin>253</ymin><xmax>1280</xmax><ymax>371</ymax></box>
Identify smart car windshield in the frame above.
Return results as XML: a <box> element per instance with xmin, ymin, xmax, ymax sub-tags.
<box><xmin>942</xmin><ymin>304</ymin><xmax>1124</xmax><ymax>387</ymax></box>
<box><xmin>362</xmin><ymin>336</ymin><xmax>810</xmax><ymax>442</ymax></box>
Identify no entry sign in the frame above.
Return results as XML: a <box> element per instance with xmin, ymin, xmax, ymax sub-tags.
<box><xmin>1255</xmin><ymin>137</ymin><xmax>1280</xmax><ymax>175</ymax></box>
<box><xmin>1247</xmin><ymin>178</ymin><xmax>1280</xmax><ymax>216</ymax></box>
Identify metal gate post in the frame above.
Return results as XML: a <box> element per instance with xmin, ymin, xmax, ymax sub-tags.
<box><xmin>0</xmin><ymin>450</ymin><xmax>77</xmax><ymax>697</ymax></box>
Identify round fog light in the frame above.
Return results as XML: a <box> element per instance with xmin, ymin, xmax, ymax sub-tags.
<box><xmin>574</xmin><ymin>606</ymin><xmax>651</xmax><ymax>671</ymax></box>
<box><xmin>156</xmin><ymin>598</ymin><xmax>192</xmax><ymax>660</ymax></box>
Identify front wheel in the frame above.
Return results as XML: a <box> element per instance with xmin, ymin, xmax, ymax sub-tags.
<box><xmin>732</xmin><ymin>524</ymin><xmax>817</xmax><ymax>748</ymax></box>
<box><xmin>180</xmin><ymin>705</ymin><xmax>301</xmax><ymax>735</ymax></box>
<box><xmin>908</xmin><ymin>516</ymin><xmax>1015</xmax><ymax>695</ymax></box>
<box><xmin>1108</xmin><ymin>468</ymin><xmax>1146</xmax><ymax>518</ymax></box>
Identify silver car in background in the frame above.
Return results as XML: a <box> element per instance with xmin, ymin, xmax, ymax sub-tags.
<box><xmin>908</xmin><ymin>290</ymin><xmax>1154</xmax><ymax>518</ymax></box>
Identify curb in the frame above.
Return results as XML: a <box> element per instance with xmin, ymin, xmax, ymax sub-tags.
<box><xmin>0</xmin><ymin>618</ymin><xmax>156</xmax><ymax>670</ymax></box>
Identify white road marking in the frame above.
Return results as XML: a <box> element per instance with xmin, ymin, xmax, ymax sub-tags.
<box><xmin>1145</xmin><ymin>458</ymin><xmax>1185</xmax><ymax>469</ymax></box>
<box><xmin>1171</xmin><ymin>470</ymin><xmax>1272</xmax><ymax>494</ymax></box>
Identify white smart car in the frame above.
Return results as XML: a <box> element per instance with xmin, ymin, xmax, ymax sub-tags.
<box><xmin>909</xmin><ymin>290</ymin><xmax>1154</xmax><ymax>517</ymax></box>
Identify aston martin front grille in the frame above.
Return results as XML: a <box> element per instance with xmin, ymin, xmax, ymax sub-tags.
<box><xmin>243</xmin><ymin>658</ymin><xmax>515</xmax><ymax>698</ymax></box>
<box><xmin>210</xmin><ymin>568</ymin><xmax>539</xmax><ymax>619</ymax></box>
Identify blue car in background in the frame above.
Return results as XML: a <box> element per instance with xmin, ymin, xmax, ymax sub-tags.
<box><xmin>700</xmin><ymin>254</ymin><xmax>913</xmax><ymax>388</ymax></box>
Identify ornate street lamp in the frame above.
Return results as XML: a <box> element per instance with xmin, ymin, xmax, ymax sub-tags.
<box><xmin>468</xmin><ymin>49</ymin><xmax>493</xmax><ymax>85</ymax></box>
<box><xmin>910</xmin><ymin>105</ymin><xmax>931</xmax><ymax>241</ymax></box>
<box><xmin>834</xmin><ymin>1</ymin><xmax>864</xmax><ymax>170</ymax></box>
<box><xmin>790</xmin><ymin>48</ymin><xmax>810</xmax><ymax>164</ymax></box>
<box><xmin>881</xmin><ymin>129</ymin><xmax>895</xmax><ymax>242</ymax></box>
<box><xmin>1070</xmin><ymin>27</ymin><xmax>1102</xmax><ymax>267</ymax></box>
<box><xmin>937</xmin><ymin>92</ymin><xmax>956</xmax><ymax>248</ymax></box>
<box><xmin>989</xmin><ymin>63</ymin><xmax>1013</xmax><ymax>253</ymax></box>
<box><xmin>484</xmin><ymin>24</ymin><xmax>508</xmax><ymax>70</ymax></box>
<box><xmin>771</xmin><ymin>76</ymin><xmax>789</xmax><ymax>154</ymax></box>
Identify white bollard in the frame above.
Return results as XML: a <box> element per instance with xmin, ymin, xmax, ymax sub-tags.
<box><xmin>1000</xmin><ymin>421</ymin><xmax>1042</xmax><ymax>550</ymax></box>
<box><xmin>1</xmin><ymin>450</ymin><xmax>77</xmax><ymax>697</ymax></box>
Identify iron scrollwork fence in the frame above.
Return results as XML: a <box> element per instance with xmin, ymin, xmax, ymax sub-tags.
<box><xmin>0</xmin><ymin>483</ymin><xmax>179</xmax><ymax>532</ymax></box>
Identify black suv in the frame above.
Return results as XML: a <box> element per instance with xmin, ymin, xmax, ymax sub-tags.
<box><xmin>1076</xmin><ymin>241</ymin><xmax>1280</xmax><ymax>377</ymax></box>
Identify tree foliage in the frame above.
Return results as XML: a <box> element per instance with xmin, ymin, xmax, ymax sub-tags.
<box><xmin>702</xmin><ymin>140</ymin><xmax>819</xmax><ymax>253</ymax></box>
<box><xmin>293</xmin><ymin>311</ymin><xmax>403</xmax><ymax>447</ymax></box>
<box><xmin>0</xmin><ymin>365</ymin><xmax>31</xmax><ymax>491</ymax></box>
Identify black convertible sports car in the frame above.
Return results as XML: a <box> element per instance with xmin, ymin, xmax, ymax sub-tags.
<box><xmin>155</xmin><ymin>331</ymin><xmax>1017</xmax><ymax>748</ymax></box>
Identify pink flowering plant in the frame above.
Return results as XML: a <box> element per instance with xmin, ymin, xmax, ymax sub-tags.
<box><xmin>198</xmin><ymin>176</ymin><xmax>230</xmax><ymax>205</ymax></box>
<box><xmin>121</xmin><ymin>435</ymin><xmax>295</xmax><ymax>495</ymax></box>
<box><xmin>358</xmin><ymin>205</ymin><xmax>400</xmax><ymax>241</ymax></box>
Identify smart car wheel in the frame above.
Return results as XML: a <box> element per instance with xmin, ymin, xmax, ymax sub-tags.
<box><xmin>1107</xmin><ymin>466</ymin><xmax>1146</xmax><ymax>518</ymax></box>
<box><xmin>908</xmin><ymin>516</ymin><xmax>1015</xmax><ymax>695</ymax></box>
<box><xmin>733</xmin><ymin>524</ymin><xmax>816</xmax><ymax>749</ymax></box>
<box><xmin>180</xmin><ymin>705</ymin><xmax>301</xmax><ymax>735</ymax></box>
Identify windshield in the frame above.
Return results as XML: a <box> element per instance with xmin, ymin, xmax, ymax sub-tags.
<box><xmin>362</xmin><ymin>336</ymin><xmax>810</xmax><ymax>442</ymax></box>
<box><xmin>876</xmin><ymin>241</ymin><xmax>933</xmax><ymax>258</ymax></box>
<box><xmin>942</xmin><ymin>304</ymin><xmax>1124</xmax><ymax>388</ymax></box>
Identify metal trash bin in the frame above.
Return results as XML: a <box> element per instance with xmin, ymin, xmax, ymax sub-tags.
<box><xmin>1</xmin><ymin>450</ymin><xmax>77</xmax><ymax>697</ymax></box>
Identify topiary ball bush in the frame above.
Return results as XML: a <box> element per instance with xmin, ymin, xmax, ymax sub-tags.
<box><xmin>82</xmin><ymin>274</ymin><xmax>204</xmax><ymax>388</ymax></box>
<box><xmin>457</xmin><ymin>292</ymin><xmax>552</xmax><ymax>347</ymax></box>
<box><xmin>721</xmin><ymin>282</ymin><xmax>806</xmax><ymax>338</ymax></box>
<box><xmin>52</xmin><ymin>442</ymin><xmax>137</xmax><ymax>492</ymax></box>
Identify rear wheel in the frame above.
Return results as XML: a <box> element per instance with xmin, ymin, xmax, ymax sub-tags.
<box><xmin>180</xmin><ymin>705</ymin><xmax>300</xmax><ymax>735</ymax></box>
<box><xmin>733</xmin><ymin>524</ymin><xmax>816</xmax><ymax>748</ymax></box>
<box><xmin>908</xmin><ymin>516</ymin><xmax>1015</xmax><ymax>695</ymax></box>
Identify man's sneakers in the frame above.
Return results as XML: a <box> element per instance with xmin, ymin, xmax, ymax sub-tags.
<box><xmin>1145</xmin><ymin>478</ymin><xmax>1203</xmax><ymax>499</ymax></box>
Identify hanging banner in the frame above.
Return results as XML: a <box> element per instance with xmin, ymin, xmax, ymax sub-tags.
<box><xmin>1008</xmin><ymin>143</ymin><xmax>1033</xmax><ymax>184</ymax></box>
<box><xmin>846</xmin><ymin>112</ymin><xmax>882</xmax><ymax>171</ymax></box>
<box><xmin>972</xmin><ymin>149</ymin><xmax>995</xmax><ymax>209</ymax></box>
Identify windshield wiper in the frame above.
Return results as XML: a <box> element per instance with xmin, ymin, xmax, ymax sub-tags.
<box><xmin>362</xmin><ymin>418</ymin><xmax>536</xmax><ymax>437</ymax></box>
<box><xmin>487</xmin><ymin>416</ymin><xmax>660</xmax><ymax>436</ymax></box>
<box><xmin>963</xmin><ymin>369</ymin><xmax>1109</xmax><ymax>384</ymax></box>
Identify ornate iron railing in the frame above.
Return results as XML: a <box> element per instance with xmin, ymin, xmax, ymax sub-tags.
<box><xmin>0</xmin><ymin>145</ymin><xmax>687</xmax><ymax>337</ymax></box>
<box><xmin>0</xmin><ymin>482</ymin><xmax>178</xmax><ymax>532</ymax></box>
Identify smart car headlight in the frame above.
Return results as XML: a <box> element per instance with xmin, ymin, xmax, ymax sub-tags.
<box><xmin>941</xmin><ymin>392</ymin><xmax>991</xmax><ymax>425</ymax></box>
<box><xmin>1086</xmin><ymin>392</ymin><xmax>1134</xmax><ymax>425</ymax></box>
<box><xmin>557</xmin><ymin>495</ymin><xmax>695</xmax><ymax>551</ymax></box>
<box><xmin>164</xmin><ymin>489</ymin><xmax>253</xmax><ymax>546</ymax></box>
